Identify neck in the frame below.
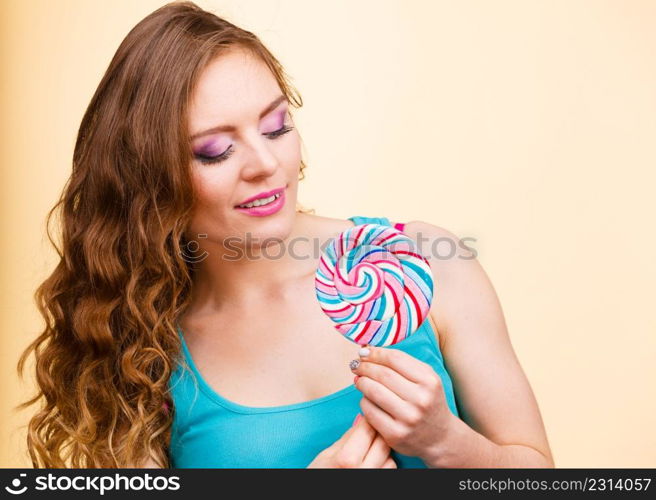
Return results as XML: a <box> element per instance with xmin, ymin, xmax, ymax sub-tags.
<box><xmin>186</xmin><ymin>211</ymin><xmax>318</xmax><ymax>315</ymax></box>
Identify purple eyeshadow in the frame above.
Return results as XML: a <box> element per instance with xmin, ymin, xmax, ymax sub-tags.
<box><xmin>194</xmin><ymin>138</ymin><xmax>229</xmax><ymax>156</ymax></box>
<box><xmin>262</xmin><ymin>110</ymin><xmax>286</xmax><ymax>133</ymax></box>
<box><xmin>192</xmin><ymin>107</ymin><xmax>288</xmax><ymax>156</ymax></box>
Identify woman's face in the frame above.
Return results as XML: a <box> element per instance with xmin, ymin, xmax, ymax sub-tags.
<box><xmin>186</xmin><ymin>48</ymin><xmax>302</xmax><ymax>250</ymax></box>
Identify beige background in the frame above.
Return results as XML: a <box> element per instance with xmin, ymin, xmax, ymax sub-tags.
<box><xmin>1</xmin><ymin>0</ymin><xmax>654</xmax><ymax>468</ymax></box>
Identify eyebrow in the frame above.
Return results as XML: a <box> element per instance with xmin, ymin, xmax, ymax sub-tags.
<box><xmin>190</xmin><ymin>94</ymin><xmax>288</xmax><ymax>140</ymax></box>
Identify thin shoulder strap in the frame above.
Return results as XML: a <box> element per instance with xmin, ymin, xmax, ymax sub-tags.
<box><xmin>348</xmin><ymin>215</ymin><xmax>393</xmax><ymax>227</ymax></box>
<box><xmin>348</xmin><ymin>216</ymin><xmax>406</xmax><ymax>234</ymax></box>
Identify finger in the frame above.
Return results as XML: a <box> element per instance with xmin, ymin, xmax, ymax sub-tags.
<box><xmin>382</xmin><ymin>457</ymin><xmax>398</xmax><ymax>468</ymax></box>
<box><xmin>361</xmin><ymin>395</ymin><xmax>402</xmax><ymax>439</ymax></box>
<box><xmin>335</xmin><ymin>416</ymin><xmax>362</xmax><ymax>444</ymax></box>
<box><xmin>339</xmin><ymin>414</ymin><xmax>378</xmax><ymax>464</ymax></box>
<box><xmin>352</xmin><ymin>360</ymin><xmax>417</xmax><ymax>402</ymax></box>
<box><xmin>360</xmin><ymin>433</ymin><xmax>391</xmax><ymax>468</ymax></box>
<box><xmin>356</xmin><ymin>374</ymin><xmax>415</xmax><ymax>419</ymax></box>
<box><xmin>339</xmin><ymin>419</ymin><xmax>357</xmax><ymax>437</ymax></box>
<box><xmin>357</xmin><ymin>344</ymin><xmax>431</xmax><ymax>384</ymax></box>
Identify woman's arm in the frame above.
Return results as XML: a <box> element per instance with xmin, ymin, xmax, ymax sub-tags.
<box><xmin>404</xmin><ymin>221</ymin><xmax>554</xmax><ymax>468</ymax></box>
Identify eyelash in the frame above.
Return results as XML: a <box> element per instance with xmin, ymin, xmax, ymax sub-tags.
<box><xmin>195</xmin><ymin>125</ymin><xmax>294</xmax><ymax>166</ymax></box>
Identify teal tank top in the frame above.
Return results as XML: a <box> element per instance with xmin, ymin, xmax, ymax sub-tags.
<box><xmin>167</xmin><ymin>215</ymin><xmax>461</xmax><ymax>468</ymax></box>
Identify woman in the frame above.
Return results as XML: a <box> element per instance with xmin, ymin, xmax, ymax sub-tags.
<box><xmin>17</xmin><ymin>1</ymin><xmax>554</xmax><ymax>468</ymax></box>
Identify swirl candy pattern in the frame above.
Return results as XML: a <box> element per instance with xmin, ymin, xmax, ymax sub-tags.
<box><xmin>315</xmin><ymin>223</ymin><xmax>434</xmax><ymax>347</ymax></box>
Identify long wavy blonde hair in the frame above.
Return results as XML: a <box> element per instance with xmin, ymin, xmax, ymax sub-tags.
<box><xmin>16</xmin><ymin>0</ymin><xmax>312</xmax><ymax>468</ymax></box>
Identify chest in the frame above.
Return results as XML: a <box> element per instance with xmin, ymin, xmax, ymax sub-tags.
<box><xmin>180</xmin><ymin>290</ymin><xmax>360</xmax><ymax>408</ymax></box>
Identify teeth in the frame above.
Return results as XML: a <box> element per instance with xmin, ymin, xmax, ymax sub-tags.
<box><xmin>237</xmin><ymin>193</ymin><xmax>280</xmax><ymax>209</ymax></box>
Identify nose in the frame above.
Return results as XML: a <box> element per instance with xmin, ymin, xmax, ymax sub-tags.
<box><xmin>239</xmin><ymin>133</ymin><xmax>279</xmax><ymax>181</ymax></box>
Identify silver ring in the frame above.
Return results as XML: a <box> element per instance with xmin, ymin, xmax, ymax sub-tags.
<box><xmin>349</xmin><ymin>359</ymin><xmax>360</xmax><ymax>370</ymax></box>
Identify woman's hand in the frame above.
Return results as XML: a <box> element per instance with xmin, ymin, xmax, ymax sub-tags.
<box><xmin>350</xmin><ymin>344</ymin><xmax>457</xmax><ymax>461</ymax></box>
<box><xmin>307</xmin><ymin>414</ymin><xmax>398</xmax><ymax>468</ymax></box>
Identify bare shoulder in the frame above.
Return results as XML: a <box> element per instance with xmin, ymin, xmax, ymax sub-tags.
<box><xmin>399</xmin><ymin>220</ymin><xmax>476</xmax><ymax>260</ymax></box>
<box><xmin>297</xmin><ymin>212</ymin><xmax>355</xmax><ymax>239</ymax></box>
<box><xmin>391</xmin><ymin>219</ymin><xmax>482</xmax><ymax>351</ymax></box>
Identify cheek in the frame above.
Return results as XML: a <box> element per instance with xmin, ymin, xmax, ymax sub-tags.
<box><xmin>187</xmin><ymin>170</ymin><xmax>235</xmax><ymax>239</ymax></box>
<box><xmin>284</xmin><ymin>131</ymin><xmax>303</xmax><ymax>171</ymax></box>
<box><xmin>191</xmin><ymin>168</ymin><xmax>233</xmax><ymax>211</ymax></box>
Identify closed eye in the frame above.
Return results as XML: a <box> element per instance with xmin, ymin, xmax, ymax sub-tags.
<box><xmin>195</xmin><ymin>125</ymin><xmax>294</xmax><ymax>166</ymax></box>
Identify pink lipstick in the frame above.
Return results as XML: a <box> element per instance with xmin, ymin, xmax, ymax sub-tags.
<box><xmin>234</xmin><ymin>189</ymin><xmax>286</xmax><ymax>217</ymax></box>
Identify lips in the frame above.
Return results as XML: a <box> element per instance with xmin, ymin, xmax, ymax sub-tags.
<box><xmin>234</xmin><ymin>189</ymin><xmax>286</xmax><ymax>217</ymax></box>
<box><xmin>234</xmin><ymin>187</ymin><xmax>285</xmax><ymax>207</ymax></box>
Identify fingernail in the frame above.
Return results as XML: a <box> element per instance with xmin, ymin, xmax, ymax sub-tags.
<box><xmin>353</xmin><ymin>375</ymin><xmax>360</xmax><ymax>384</ymax></box>
<box><xmin>349</xmin><ymin>359</ymin><xmax>360</xmax><ymax>371</ymax></box>
<box><xmin>359</xmin><ymin>347</ymin><xmax>370</xmax><ymax>357</ymax></box>
<box><xmin>353</xmin><ymin>413</ymin><xmax>362</xmax><ymax>425</ymax></box>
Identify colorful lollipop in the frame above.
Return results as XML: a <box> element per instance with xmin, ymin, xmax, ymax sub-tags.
<box><xmin>314</xmin><ymin>223</ymin><xmax>434</xmax><ymax>347</ymax></box>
